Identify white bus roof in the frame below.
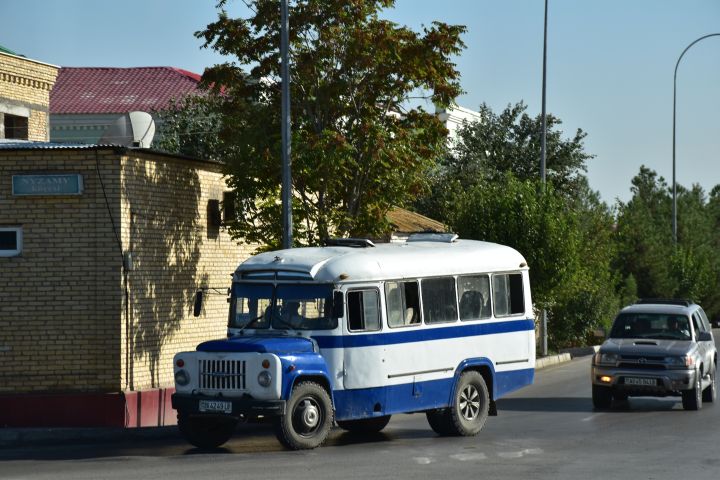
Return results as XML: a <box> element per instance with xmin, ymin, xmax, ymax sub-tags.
<box><xmin>235</xmin><ymin>239</ymin><xmax>528</xmax><ymax>284</ymax></box>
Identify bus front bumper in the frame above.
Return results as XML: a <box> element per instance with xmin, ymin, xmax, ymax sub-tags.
<box><xmin>172</xmin><ymin>393</ymin><xmax>286</xmax><ymax>418</ymax></box>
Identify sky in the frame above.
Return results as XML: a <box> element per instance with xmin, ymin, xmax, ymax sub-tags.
<box><xmin>1</xmin><ymin>0</ymin><xmax>719</xmax><ymax>204</ymax></box>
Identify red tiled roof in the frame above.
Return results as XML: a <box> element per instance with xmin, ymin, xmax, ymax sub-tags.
<box><xmin>50</xmin><ymin>67</ymin><xmax>201</xmax><ymax>114</ymax></box>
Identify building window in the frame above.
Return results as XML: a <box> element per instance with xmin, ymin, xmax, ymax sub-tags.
<box><xmin>0</xmin><ymin>227</ymin><xmax>22</xmax><ymax>257</ymax></box>
<box><xmin>3</xmin><ymin>114</ymin><xmax>29</xmax><ymax>140</ymax></box>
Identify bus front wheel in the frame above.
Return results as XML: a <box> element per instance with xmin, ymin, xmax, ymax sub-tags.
<box><xmin>275</xmin><ymin>381</ymin><xmax>333</xmax><ymax>450</ymax></box>
<box><xmin>177</xmin><ymin>414</ymin><xmax>237</xmax><ymax>449</ymax></box>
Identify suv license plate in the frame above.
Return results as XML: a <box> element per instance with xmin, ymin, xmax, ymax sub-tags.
<box><xmin>199</xmin><ymin>400</ymin><xmax>232</xmax><ymax>413</ymax></box>
<box><xmin>625</xmin><ymin>377</ymin><xmax>656</xmax><ymax>386</ymax></box>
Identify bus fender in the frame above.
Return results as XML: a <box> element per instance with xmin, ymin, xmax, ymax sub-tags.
<box><xmin>453</xmin><ymin>357</ymin><xmax>497</xmax><ymax>404</ymax></box>
<box><xmin>278</xmin><ymin>353</ymin><xmax>335</xmax><ymax>406</ymax></box>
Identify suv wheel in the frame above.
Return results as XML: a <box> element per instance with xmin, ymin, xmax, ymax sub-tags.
<box><xmin>592</xmin><ymin>384</ymin><xmax>613</xmax><ymax>409</ymax></box>
<box><xmin>702</xmin><ymin>368</ymin><xmax>716</xmax><ymax>403</ymax></box>
<box><xmin>682</xmin><ymin>369</ymin><xmax>703</xmax><ymax>411</ymax></box>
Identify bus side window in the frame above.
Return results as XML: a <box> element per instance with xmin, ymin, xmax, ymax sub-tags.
<box><xmin>422</xmin><ymin>276</ymin><xmax>458</xmax><ymax>324</ymax></box>
<box><xmin>347</xmin><ymin>289</ymin><xmax>381</xmax><ymax>332</ymax></box>
<box><xmin>492</xmin><ymin>273</ymin><xmax>525</xmax><ymax>317</ymax></box>
<box><xmin>458</xmin><ymin>274</ymin><xmax>491</xmax><ymax>321</ymax></box>
<box><xmin>385</xmin><ymin>280</ymin><xmax>420</xmax><ymax>328</ymax></box>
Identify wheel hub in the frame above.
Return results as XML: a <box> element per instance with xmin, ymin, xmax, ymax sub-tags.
<box><xmin>459</xmin><ymin>385</ymin><xmax>481</xmax><ymax>420</ymax></box>
<box><xmin>297</xmin><ymin>399</ymin><xmax>320</xmax><ymax>430</ymax></box>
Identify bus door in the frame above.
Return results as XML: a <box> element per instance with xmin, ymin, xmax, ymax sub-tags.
<box><xmin>341</xmin><ymin>286</ymin><xmax>388</xmax><ymax>412</ymax></box>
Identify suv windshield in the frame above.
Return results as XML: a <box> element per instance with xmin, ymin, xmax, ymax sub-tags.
<box><xmin>229</xmin><ymin>283</ymin><xmax>337</xmax><ymax>331</ymax></box>
<box><xmin>609</xmin><ymin>313</ymin><xmax>692</xmax><ymax>341</ymax></box>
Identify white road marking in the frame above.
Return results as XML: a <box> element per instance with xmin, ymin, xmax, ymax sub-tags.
<box><xmin>413</xmin><ymin>457</ymin><xmax>434</xmax><ymax>465</ymax></box>
<box><xmin>450</xmin><ymin>453</ymin><xmax>488</xmax><ymax>461</ymax></box>
<box><xmin>497</xmin><ymin>448</ymin><xmax>543</xmax><ymax>459</ymax></box>
<box><xmin>581</xmin><ymin>414</ymin><xmax>602</xmax><ymax>422</ymax></box>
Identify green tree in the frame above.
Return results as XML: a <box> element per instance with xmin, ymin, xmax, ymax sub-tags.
<box><xmin>416</xmin><ymin>102</ymin><xmax>593</xmax><ymax>222</ymax></box>
<box><xmin>154</xmin><ymin>95</ymin><xmax>223</xmax><ymax>161</ymax></box>
<box><xmin>615</xmin><ymin>167</ymin><xmax>720</xmax><ymax>321</ymax></box>
<box><xmin>614</xmin><ymin>166</ymin><xmax>675</xmax><ymax>298</ymax></box>
<box><xmin>197</xmin><ymin>0</ymin><xmax>466</xmax><ymax>248</ymax></box>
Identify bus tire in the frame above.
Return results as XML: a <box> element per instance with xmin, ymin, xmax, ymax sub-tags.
<box><xmin>426</xmin><ymin>409</ymin><xmax>453</xmax><ymax>435</ymax></box>
<box><xmin>447</xmin><ymin>371</ymin><xmax>489</xmax><ymax>436</ymax></box>
<box><xmin>177</xmin><ymin>414</ymin><xmax>237</xmax><ymax>449</ymax></box>
<box><xmin>337</xmin><ymin>415</ymin><xmax>391</xmax><ymax>433</ymax></box>
<box><xmin>275</xmin><ymin>381</ymin><xmax>333</xmax><ymax>450</ymax></box>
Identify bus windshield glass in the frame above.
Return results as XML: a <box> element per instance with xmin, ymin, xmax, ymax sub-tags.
<box><xmin>229</xmin><ymin>283</ymin><xmax>337</xmax><ymax>331</ymax></box>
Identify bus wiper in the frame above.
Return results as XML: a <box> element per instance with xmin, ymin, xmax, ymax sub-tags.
<box><xmin>233</xmin><ymin>315</ymin><xmax>264</xmax><ymax>336</ymax></box>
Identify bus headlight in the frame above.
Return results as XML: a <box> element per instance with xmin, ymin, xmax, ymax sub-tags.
<box><xmin>258</xmin><ymin>370</ymin><xmax>272</xmax><ymax>388</ymax></box>
<box><xmin>175</xmin><ymin>369</ymin><xmax>190</xmax><ymax>386</ymax></box>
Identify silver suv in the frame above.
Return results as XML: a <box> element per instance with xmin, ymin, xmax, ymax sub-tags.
<box><xmin>591</xmin><ymin>299</ymin><xmax>717</xmax><ymax>410</ymax></box>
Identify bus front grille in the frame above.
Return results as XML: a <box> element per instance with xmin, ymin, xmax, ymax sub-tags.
<box><xmin>199</xmin><ymin>359</ymin><xmax>246</xmax><ymax>391</ymax></box>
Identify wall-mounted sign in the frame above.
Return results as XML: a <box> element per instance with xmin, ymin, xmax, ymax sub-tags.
<box><xmin>12</xmin><ymin>174</ymin><xmax>84</xmax><ymax>196</ymax></box>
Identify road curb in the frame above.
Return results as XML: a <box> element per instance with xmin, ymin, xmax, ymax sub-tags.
<box><xmin>535</xmin><ymin>353</ymin><xmax>572</xmax><ymax>369</ymax></box>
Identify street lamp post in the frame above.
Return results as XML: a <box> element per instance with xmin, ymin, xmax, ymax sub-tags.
<box><xmin>281</xmin><ymin>0</ymin><xmax>293</xmax><ymax>249</ymax></box>
<box><xmin>540</xmin><ymin>0</ymin><xmax>549</xmax><ymax>357</ymax></box>
<box><xmin>672</xmin><ymin>33</ymin><xmax>720</xmax><ymax>244</ymax></box>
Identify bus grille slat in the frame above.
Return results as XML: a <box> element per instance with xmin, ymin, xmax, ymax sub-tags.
<box><xmin>199</xmin><ymin>359</ymin><xmax>246</xmax><ymax>392</ymax></box>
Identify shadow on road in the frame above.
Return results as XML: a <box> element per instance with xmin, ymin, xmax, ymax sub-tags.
<box><xmin>497</xmin><ymin>397</ymin><xmax>593</xmax><ymax>412</ymax></box>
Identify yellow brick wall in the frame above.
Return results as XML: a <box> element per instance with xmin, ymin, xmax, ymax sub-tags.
<box><xmin>0</xmin><ymin>52</ymin><xmax>58</xmax><ymax>141</ymax></box>
<box><xmin>0</xmin><ymin>149</ymin><xmax>123</xmax><ymax>393</ymax></box>
<box><xmin>0</xmin><ymin>147</ymin><xmax>256</xmax><ymax>394</ymax></box>
<box><xmin>119</xmin><ymin>151</ymin><xmax>253</xmax><ymax>391</ymax></box>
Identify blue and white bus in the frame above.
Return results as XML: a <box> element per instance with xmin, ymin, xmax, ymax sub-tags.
<box><xmin>172</xmin><ymin>233</ymin><xmax>535</xmax><ymax>449</ymax></box>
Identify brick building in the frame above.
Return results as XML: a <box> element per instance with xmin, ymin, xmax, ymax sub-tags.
<box><xmin>0</xmin><ymin>143</ymin><xmax>253</xmax><ymax>427</ymax></box>
<box><xmin>0</xmin><ymin>46</ymin><xmax>59</xmax><ymax>141</ymax></box>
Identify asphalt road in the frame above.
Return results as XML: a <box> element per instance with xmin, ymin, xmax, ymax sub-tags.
<box><xmin>2</xmin><ymin>352</ymin><xmax>720</xmax><ymax>480</ymax></box>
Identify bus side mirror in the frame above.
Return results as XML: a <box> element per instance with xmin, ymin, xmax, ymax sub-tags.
<box><xmin>332</xmin><ymin>291</ymin><xmax>344</xmax><ymax>318</ymax></box>
<box><xmin>193</xmin><ymin>290</ymin><xmax>204</xmax><ymax>317</ymax></box>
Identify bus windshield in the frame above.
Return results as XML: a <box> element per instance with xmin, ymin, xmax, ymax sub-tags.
<box><xmin>229</xmin><ymin>283</ymin><xmax>337</xmax><ymax>331</ymax></box>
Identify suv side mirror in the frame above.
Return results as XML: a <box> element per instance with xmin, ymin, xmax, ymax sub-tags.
<box><xmin>698</xmin><ymin>331</ymin><xmax>713</xmax><ymax>342</ymax></box>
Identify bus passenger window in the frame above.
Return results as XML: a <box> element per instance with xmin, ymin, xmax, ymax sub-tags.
<box><xmin>421</xmin><ymin>277</ymin><xmax>458</xmax><ymax>324</ymax></box>
<box><xmin>492</xmin><ymin>273</ymin><xmax>525</xmax><ymax>317</ymax></box>
<box><xmin>385</xmin><ymin>281</ymin><xmax>420</xmax><ymax>328</ymax></box>
<box><xmin>347</xmin><ymin>290</ymin><xmax>381</xmax><ymax>332</ymax></box>
<box><xmin>458</xmin><ymin>275</ymin><xmax>491</xmax><ymax>321</ymax></box>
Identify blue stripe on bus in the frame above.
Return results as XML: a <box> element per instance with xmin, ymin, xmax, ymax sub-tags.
<box><xmin>332</xmin><ymin>367</ymin><xmax>534</xmax><ymax>420</ymax></box>
<box><xmin>313</xmin><ymin>318</ymin><xmax>534</xmax><ymax>349</ymax></box>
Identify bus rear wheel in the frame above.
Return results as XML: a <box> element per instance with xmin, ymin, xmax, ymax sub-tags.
<box><xmin>428</xmin><ymin>371</ymin><xmax>489</xmax><ymax>436</ymax></box>
<box><xmin>337</xmin><ymin>415</ymin><xmax>391</xmax><ymax>434</ymax></box>
<box><xmin>275</xmin><ymin>381</ymin><xmax>333</xmax><ymax>450</ymax></box>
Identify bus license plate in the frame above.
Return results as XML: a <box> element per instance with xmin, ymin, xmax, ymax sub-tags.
<box><xmin>199</xmin><ymin>400</ymin><xmax>232</xmax><ymax>413</ymax></box>
<box><xmin>625</xmin><ymin>377</ymin><xmax>656</xmax><ymax>386</ymax></box>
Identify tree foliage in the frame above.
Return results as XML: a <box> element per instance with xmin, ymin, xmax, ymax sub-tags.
<box><xmin>154</xmin><ymin>95</ymin><xmax>223</xmax><ymax>161</ymax></box>
<box><xmin>196</xmin><ymin>0</ymin><xmax>466</xmax><ymax>248</ymax></box>
<box><xmin>615</xmin><ymin>166</ymin><xmax>720</xmax><ymax>322</ymax></box>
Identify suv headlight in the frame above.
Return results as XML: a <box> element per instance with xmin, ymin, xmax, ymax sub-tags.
<box><xmin>665</xmin><ymin>355</ymin><xmax>694</xmax><ymax>368</ymax></box>
<box><xmin>594</xmin><ymin>353</ymin><xmax>619</xmax><ymax>366</ymax></box>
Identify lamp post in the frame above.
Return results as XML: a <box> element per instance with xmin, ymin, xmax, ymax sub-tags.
<box><xmin>540</xmin><ymin>0</ymin><xmax>549</xmax><ymax>357</ymax></box>
<box><xmin>672</xmin><ymin>33</ymin><xmax>720</xmax><ymax>244</ymax></box>
<box><xmin>281</xmin><ymin>0</ymin><xmax>293</xmax><ymax>249</ymax></box>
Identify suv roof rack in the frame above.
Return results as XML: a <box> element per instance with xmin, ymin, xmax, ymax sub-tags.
<box><xmin>407</xmin><ymin>232</ymin><xmax>458</xmax><ymax>243</ymax></box>
<box><xmin>324</xmin><ymin>238</ymin><xmax>376</xmax><ymax>248</ymax></box>
<box><xmin>635</xmin><ymin>298</ymin><xmax>694</xmax><ymax>307</ymax></box>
